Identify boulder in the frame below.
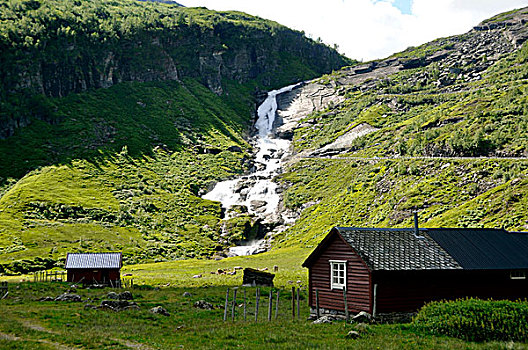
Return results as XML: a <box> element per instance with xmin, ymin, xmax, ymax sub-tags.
<box><xmin>107</xmin><ymin>292</ymin><xmax>119</xmax><ymax>300</ymax></box>
<box><xmin>313</xmin><ymin>315</ymin><xmax>336</xmax><ymax>324</ymax></box>
<box><xmin>100</xmin><ymin>300</ymin><xmax>139</xmax><ymax>311</ymax></box>
<box><xmin>182</xmin><ymin>292</ymin><xmax>192</xmax><ymax>297</ymax></box>
<box><xmin>351</xmin><ymin>311</ymin><xmax>372</xmax><ymax>323</ymax></box>
<box><xmin>118</xmin><ymin>291</ymin><xmax>133</xmax><ymax>300</ymax></box>
<box><xmin>193</xmin><ymin>300</ymin><xmax>214</xmax><ymax>310</ymax></box>
<box><xmin>38</xmin><ymin>296</ymin><xmax>54</xmax><ymax>302</ymax></box>
<box><xmin>150</xmin><ymin>306</ymin><xmax>170</xmax><ymax>316</ymax></box>
<box><xmin>227</xmin><ymin>146</ymin><xmax>242</xmax><ymax>153</ymax></box>
<box><xmin>346</xmin><ymin>330</ymin><xmax>360</xmax><ymax>339</ymax></box>
<box><xmin>55</xmin><ymin>293</ymin><xmax>82</xmax><ymax>302</ymax></box>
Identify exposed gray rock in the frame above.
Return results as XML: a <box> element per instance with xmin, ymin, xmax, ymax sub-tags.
<box><xmin>118</xmin><ymin>291</ymin><xmax>133</xmax><ymax>300</ymax></box>
<box><xmin>99</xmin><ymin>300</ymin><xmax>139</xmax><ymax>312</ymax></box>
<box><xmin>55</xmin><ymin>293</ymin><xmax>82</xmax><ymax>302</ymax></box>
<box><xmin>313</xmin><ymin>315</ymin><xmax>337</xmax><ymax>324</ymax></box>
<box><xmin>182</xmin><ymin>292</ymin><xmax>192</xmax><ymax>297</ymax></box>
<box><xmin>227</xmin><ymin>146</ymin><xmax>243</xmax><ymax>153</ymax></box>
<box><xmin>346</xmin><ymin>330</ymin><xmax>360</xmax><ymax>339</ymax></box>
<box><xmin>193</xmin><ymin>300</ymin><xmax>214</xmax><ymax>310</ymax></box>
<box><xmin>38</xmin><ymin>296</ymin><xmax>54</xmax><ymax>302</ymax></box>
<box><xmin>351</xmin><ymin>311</ymin><xmax>372</xmax><ymax>323</ymax></box>
<box><xmin>150</xmin><ymin>306</ymin><xmax>170</xmax><ymax>316</ymax></box>
<box><xmin>107</xmin><ymin>292</ymin><xmax>119</xmax><ymax>300</ymax></box>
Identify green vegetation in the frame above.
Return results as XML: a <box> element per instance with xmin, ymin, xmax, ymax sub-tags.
<box><xmin>294</xmin><ymin>43</ymin><xmax>528</xmax><ymax>158</ymax></box>
<box><xmin>276</xmin><ymin>158</ymin><xmax>528</xmax><ymax>248</ymax></box>
<box><xmin>413</xmin><ymin>299</ymin><xmax>528</xmax><ymax>342</ymax></box>
<box><xmin>0</xmin><ymin>78</ymin><xmax>257</xmax><ymax>271</ymax></box>
<box><xmin>0</xmin><ymin>0</ymin><xmax>350</xmax><ymax>271</ymax></box>
<box><xmin>0</xmin><ymin>282</ymin><xmax>525</xmax><ymax>349</ymax></box>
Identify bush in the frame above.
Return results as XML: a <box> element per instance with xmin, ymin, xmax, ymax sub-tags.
<box><xmin>413</xmin><ymin>298</ymin><xmax>528</xmax><ymax>342</ymax></box>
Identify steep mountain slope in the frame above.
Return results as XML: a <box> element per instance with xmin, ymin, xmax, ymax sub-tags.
<box><xmin>0</xmin><ymin>0</ymin><xmax>349</xmax><ymax>273</ymax></box>
<box><xmin>270</xmin><ymin>7</ymin><xmax>528</xmax><ymax>249</ymax></box>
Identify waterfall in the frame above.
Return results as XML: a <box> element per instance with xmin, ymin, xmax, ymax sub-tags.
<box><xmin>203</xmin><ymin>83</ymin><xmax>300</xmax><ymax>256</ymax></box>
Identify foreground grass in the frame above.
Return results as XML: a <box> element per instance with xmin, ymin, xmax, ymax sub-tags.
<box><xmin>1</xmin><ymin>282</ymin><xmax>526</xmax><ymax>349</ymax></box>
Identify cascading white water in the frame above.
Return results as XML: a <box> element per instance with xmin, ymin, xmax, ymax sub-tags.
<box><xmin>203</xmin><ymin>83</ymin><xmax>300</xmax><ymax>256</ymax></box>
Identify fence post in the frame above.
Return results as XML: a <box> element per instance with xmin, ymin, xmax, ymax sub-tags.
<box><xmin>255</xmin><ymin>288</ymin><xmax>260</xmax><ymax>322</ymax></box>
<box><xmin>243</xmin><ymin>289</ymin><xmax>247</xmax><ymax>321</ymax></box>
<box><xmin>297</xmin><ymin>288</ymin><xmax>300</xmax><ymax>320</ymax></box>
<box><xmin>223</xmin><ymin>288</ymin><xmax>230</xmax><ymax>322</ymax></box>
<box><xmin>231</xmin><ymin>288</ymin><xmax>237</xmax><ymax>322</ymax></box>
<box><xmin>343</xmin><ymin>287</ymin><xmax>349</xmax><ymax>322</ymax></box>
<box><xmin>267</xmin><ymin>290</ymin><xmax>272</xmax><ymax>322</ymax></box>
<box><xmin>291</xmin><ymin>287</ymin><xmax>295</xmax><ymax>320</ymax></box>
<box><xmin>315</xmin><ymin>289</ymin><xmax>320</xmax><ymax>319</ymax></box>
<box><xmin>275</xmin><ymin>290</ymin><xmax>280</xmax><ymax>320</ymax></box>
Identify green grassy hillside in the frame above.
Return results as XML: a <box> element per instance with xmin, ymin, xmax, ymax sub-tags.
<box><xmin>273</xmin><ymin>10</ymin><xmax>528</xmax><ymax>249</ymax></box>
<box><xmin>0</xmin><ymin>0</ymin><xmax>349</xmax><ymax>273</ymax></box>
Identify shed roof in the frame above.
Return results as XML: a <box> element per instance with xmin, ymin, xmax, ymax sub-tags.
<box><xmin>65</xmin><ymin>253</ymin><xmax>122</xmax><ymax>269</ymax></box>
<box><xmin>303</xmin><ymin>227</ymin><xmax>528</xmax><ymax>271</ymax></box>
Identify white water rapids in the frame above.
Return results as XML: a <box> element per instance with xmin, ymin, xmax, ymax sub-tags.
<box><xmin>203</xmin><ymin>83</ymin><xmax>300</xmax><ymax>256</ymax></box>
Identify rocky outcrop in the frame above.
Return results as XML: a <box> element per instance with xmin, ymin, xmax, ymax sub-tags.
<box><xmin>274</xmin><ymin>7</ymin><xmax>528</xmax><ymax>158</ymax></box>
<box><xmin>0</xmin><ymin>5</ymin><xmax>348</xmax><ymax>138</ymax></box>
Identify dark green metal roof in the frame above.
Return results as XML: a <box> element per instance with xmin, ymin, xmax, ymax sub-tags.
<box><xmin>425</xmin><ymin>228</ymin><xmax>528</xmax><ymax>270</ymax></box>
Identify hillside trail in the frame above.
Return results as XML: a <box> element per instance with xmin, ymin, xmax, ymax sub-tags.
<box><xmin>301</xmin><ymin>155</ymin><xmax>528</xmax><ymax>161</ymax></box>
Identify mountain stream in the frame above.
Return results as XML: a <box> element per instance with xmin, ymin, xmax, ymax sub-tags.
<box><xmin>203</xmin><ymin>83</ymin><xmax>300</xmax><ymax>256</ymax></box>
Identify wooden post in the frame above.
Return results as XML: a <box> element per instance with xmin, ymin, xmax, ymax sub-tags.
<box><xmin>243</xmin><ymin>289</ymin><xmax>247</xmax><ymax>321</ymax></box>
<box><xmin>297</xmin><ymin>288</ymin><xmax>300</xmax><ymax>320</ymax></box>
<box><xmin>291</xmin><ymin>287</ymin><xmax>295</xmax><ymax>320</ymax></box>
<box><xmin>255</xmin><ymin>288</ymin><xmax>260</xmax><ymax>322</ymax></box>
<box><xmin>343</xmin><ymin>287</ymin><xmax>349</xmax><ymax>322</ymax></box>
<box><xmin>274</xmin><ymin>290</ymin><xmax>280</xmax><ymax>320</ymax></box>
<box><xmin>373</xmin><ymin>284</ymin><xmax>378</xmax><ymax>319</ymax></box>
<box><xmin>231</xmin><ymin>288</ymin><xmax>238</xmax><ymax>322</ymax></box>
<box><xmin>223</xmin><ymin>288</ymin><xmax>230</xmax><ymax>322</ymax></box>
<box><xmin>267</xmin><ymin>290</ymin><xmax>272</xmax><ymax>322</ymax></box>
<box><xmin>315</xmin><ymin>289</ymin><xmax>320</xmax><ymax>319</ymax></box>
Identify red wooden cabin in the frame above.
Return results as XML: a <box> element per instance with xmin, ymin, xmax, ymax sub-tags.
<box><xmin>65</xmin><ymin>252</ymin><xmax>122</xmax><ymax>285</ymax></box>
<box><xmin>302</xmin><ymin>226</ymin><xmax>528</xmax><ymax>321</ymax></box>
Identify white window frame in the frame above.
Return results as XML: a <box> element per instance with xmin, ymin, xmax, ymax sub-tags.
<box><xmin>330</xmin><ymin>260</ymin><xmax>347</xmax><ymax>290</ymax></box>
<box><xmin>510</xmin><ymin>270</ymin><xmax>526</xmax><ymax>280</ymax></box>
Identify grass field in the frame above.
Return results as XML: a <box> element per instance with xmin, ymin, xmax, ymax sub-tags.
<box><xmin>1</xmin><ymin>281</ymin><xmax>527</xmax><ymax>349</ymax></box>
<box><xmin>1</xmin><ymin>249</ymin><xmax>528</xmax><ymax>349</ymax></box>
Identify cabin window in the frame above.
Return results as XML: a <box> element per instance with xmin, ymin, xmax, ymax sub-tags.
<box><xmin>330</xmin><ymin>260</ymin><xmax>346</xmax><ymax>290</ymax></box>
<box><xmin>510</xmin><ymin>271</ymin><xmax>526</xmax><ymax>280</ymax></box>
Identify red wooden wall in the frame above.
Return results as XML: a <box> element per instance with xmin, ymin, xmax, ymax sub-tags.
<box><xmin>308</xmin><ymin>233</ymin><xmax>372</xmax><ymax>314</ymax></box>
<box><xmin>374</xmin><ymin>270</ymin><xmax>528</xmax><ymax>313</ymax></box>
<box><xmin>67</xmin><ymin>269</ymin><xmax>120</xmax><ymax>284</ymax></box>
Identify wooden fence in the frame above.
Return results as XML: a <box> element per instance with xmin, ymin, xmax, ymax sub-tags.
<box><xmin>223</xmin><ymin>286</ymin><xmax>303</xmax><ymax>322</ymax></box>
<box><xmin>33</xmin><ymin>270</ymin><xmax>66</xmax><ymax>282</ymax></box>
<box><xmin>30</xmin><ymin>271</ymin><xmax>134</xmax><ymax>289</ymax></box>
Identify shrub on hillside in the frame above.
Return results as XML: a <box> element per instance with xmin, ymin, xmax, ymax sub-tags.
<box><xmin>413</xmin><ymin>298</ymin><xmax>528</xmax><ymax>342</ymax></box>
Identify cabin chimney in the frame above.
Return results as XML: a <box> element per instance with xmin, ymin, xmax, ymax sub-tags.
<box><xmin>413</xmin><ymin>211</ymin><xmax>424</xmax><ymax>239</ymax></box>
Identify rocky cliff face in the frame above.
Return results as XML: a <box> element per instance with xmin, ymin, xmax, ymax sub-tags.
<box><xmin>0</xmin><ymin>3</ymin><xmax>348</xmax><ymax>138</ymax></box>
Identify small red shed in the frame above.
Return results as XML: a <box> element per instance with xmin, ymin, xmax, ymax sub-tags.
<box><xmin>302</xmin><ymin>227</ymin><xmax>528</xmax><ymax>321</ymax></box>
<box><xmin>65</xmin><ymin>252</ymin><xmax>122</xmax><ymax>285</ymax></box>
